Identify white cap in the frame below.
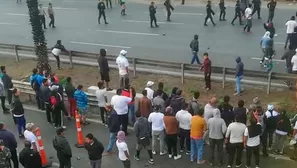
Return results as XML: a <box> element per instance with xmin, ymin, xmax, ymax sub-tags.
<box><xmin>50</xmin><ymin>85</ymin><xmax>59</xmax><ymax>91</ymax></box>
<box><xmin>120</xmin><ymin>50</ymin><xmax>127</xmax><ymax>56</ymax></box>
<box><xmin>25</xmin><ymin>123</ymin><xmax>35</xmax><ymax>130</ymax></box>
<box><xmin>146</xmin><ymin>81</ymin><xmax>154</xmax><ymax>87</ymax></box>
<box><xmin>267</xmin><ymin>104</ymin><xmax>274</xmax><ymax>111</ymax></box>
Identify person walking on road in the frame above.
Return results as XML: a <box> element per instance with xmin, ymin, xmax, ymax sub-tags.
<box><xmin>105</xmin><ymin>103</ymin><xmax>120</xmax><ymax>155</ymax></box>
<box><xmin>53</xmin><ymin>127</ymin><xmax>72</xmax><ymax>168</ymax></box>
<box><xmin>74</xmin><ymin>85</ymin><xmax>89</xmax><ymax>125</ymax></box>
<box><xmin>0</xmin><ymin>140</ymin><xmax>12</xmax><ymax>168</ymax></box>
<box><xmin>0</xmin><ymin>122</ymin><xmax>18</xmax><ymax>168</ymax></box>
<box><xmin>252</xmin><ymin>0</ymin><xmax>261</xmax><ymax>19</ymax></box>
<box><xmin>65</xmin><ymin>77</ymin><xmax>76</xmax><ymax>118</ymax></box>
<box><xmin>48</xmin><ymin>3</ymin><xmax>55</xmax><ymax>28</ymax></box>
<box><xmin>149</xmin><ymin>2</ymin><xmax>159</xmax><ymax>28</ymax></box>
<box><xmin>231</xmin><ymin>0</ymin><xmax>243</xmax><ymax>25</ymax></box>
<box><xmin>200</xmin><ymin>53</ymin><xmax>212</xmax><ymax>90</ymax></box>
<box><xmin>98</xmin><ymin>0</ymin><xmax>108</xmax><ymax>24</ymax></box>
<box><xmin>133</xmin><ymin>111</ymin><xmax>155</xmax><ymax>164</ymax></box>
<box><xmin>120</xmin><ymin>0</ymin><xmax>126</xmax><ymax>16</ymax></box>
<box><xmin>11</xmin><ymin>88</ymin><xmax>26</xmax><ymax>138</ymax></box>
<box><xmin>190</xmin><ymin>34</ymin><xmax>201</xmax><ymax>65</ymax></box>
<box><xmin>219</xmin><ymin>0</ymin><xmax>226</xmax><ymax>21</ymax></box>
<box><xmin>98</xmin><ymin>48</ymin><xmax>112</xmax><ymax>90</ymax></box>
<box><xmin>116</xmin><ymin>131</ymin><xmax>131</xmax><ymax>168</ymax></box>
<box><xmin>243</xmin><ymin>4</ymin><xmax>253</xmax><ymax>33</ymax></box>
<box><xmin>85</xmin><ymin>133</ymin><xmax>104</xmax><ymax>168</ymax></box>
<box><xmin>116</xmin><ymin>50</ymin><xmax>129</xmax><ymax>88</ymax></box>
<box><xmin>204</xmin><ymin>0</ymin><xmax>216</xmax><ymax>26</ymax></box>
<box><xmin>38</xmin><ymin>4</ymin><xmax>47</xmax><ymax>29</ymax></box>
<box><xmin>19</xmin><ymin>141</ymin><xmax>42</xmax><ymax>168</ymax></box>
<box><xmin>51</xmin><ymin>40</ymin><xmax>69</xmax><ymax>70</ymax></box>
<box><xmin>267</xmin><ymin>0</ymin><xmax>277</xmax><ymax>23</ymax></box>
<box><xmin>106</xmin><ymin>0</ymin><xmax>112</xmax><ymax>8</ymax></box>
<box><xmin>164</xmin><ymin>0</ymin><xmax>174</xmax><ymax>21</ymax></box>
<box><xmin>0</xmin><ymin>78</ymin><xmax>9</xmax><ymax>114</ymax></box>
<box><xmin>284</xmin><ymin>16</ymin><xmax>297</xmax><ymax>49</ymax></box>
<box><xmin>234</xmin><ymin>57</ymin><xmax>244</xmax><ymax>96</ymax></box>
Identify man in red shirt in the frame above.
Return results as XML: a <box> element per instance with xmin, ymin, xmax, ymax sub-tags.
<box><xmin>200</xmin><ymin>53</ymin><xmax>212</xmax><ymax>90</ymax></box>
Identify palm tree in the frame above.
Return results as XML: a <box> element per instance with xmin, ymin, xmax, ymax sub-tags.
<box><xmin>27</xmin><ymin>0</ymin><xmax>51</xmax><ymax>73</ymax></box>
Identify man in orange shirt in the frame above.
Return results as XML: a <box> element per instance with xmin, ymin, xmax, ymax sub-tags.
<box><xmin>190</xmin><ymin>108</ymin><xmax>206</xmax><ymax>164</ymax></box>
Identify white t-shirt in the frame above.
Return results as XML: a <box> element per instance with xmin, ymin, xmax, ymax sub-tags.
<box><xmin>145</xmin><ymin>87</ymin><xmax>154</xmax><ymax>101</ymax></box>
<box><xmin>244</xmin><ymin>124</ymin><xmax>261</xmax><ymax>147</ymax></box>
<box><xmin>116</xmin><ymin>55</ymin><xmax>129</xmax><ymax>76</ymax></box>
<box><xmin>24</xmin><ymin>130</ymin><xmax>39</xmax><ymax>151</ymax></box>
<box><xmin>175</xmin><ymin>110</ymin><xmax>192</xmax><ymax>130</ymax></box>
<box><xmin>245</xmin><ymin>8</ymin><xmax>252</xmax><ymax>19</ymax></box>
<box><xmin>291</xmin><ymin>55</ymin><xmax>297</xmax><ymax>71</ymax></box>
<box><xmin>226</xmin><ymin>122</ymin><xmax>246</xmax><ymax>143</ymax></box>
<box><xmin>110</xmin><ymin>95</ymin><xmax>132</xmax><ymax>115</ymax></box>
<box><xmin>148</xmin><ymin>112</ymin><xmax>164</xmax><ymax>131</ymax></box>
<box><xmin>204</xmin><ymin>103</ymin><xmax>216</xmax><ymax>122</ymax></box>
<box><xmin>285</xmin><ymin>20</ymin><xmax>297</xmax><ymax>34</ymax></box>
<box><xmin>52</xmin><ymin>48</ymin><xmax>61</xmax><ymax>56</ymax></box>
<box><xmin>95</xmin><ymin>89</ymin><xmax>107</xmax><ymax>107</ymax></box>
<box><xmin>116</xmin><ymin>140</ymin><xmax>129</xmax><ymax>161</ymax></box>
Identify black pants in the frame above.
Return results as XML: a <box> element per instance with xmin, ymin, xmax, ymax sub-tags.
<box><xmin>204</xmin><ymin>72</ymin><xmax>211</xmax><ymax>89</ymax></box>
<box><xmin>179</xmin><ymin>128</ymin><xmax>190</xmax><ymax>151</ymax></box>
<box><xmin>219</xmin><ymin>9</ymin><xmax>226</xmax><ymax>20</ymax></box>
<box><xmin>267</xmin><ymin>10</ymin><xmax>274</xmax><ymax>22</ymax></box>
<box><xmin>98</xmin><ymin>11</ymin><xmax>107</xmax><ymax>23</ymax></box>
<box><xmin>40</xmin><ymin>15</ymin><xmax>46</xmax><ymax>29</ymax></box>
<box><xmin>209</xmin><ymin>138</ymin><xmax>224</xmax><ymax>164</ymax></box>
<box><xmin>246</xmin><ymin>145</ymin><xmax>260</xmax><ymax>167</ymax></box>
<box><xmin>58</xmin><ymin>155</ymin><xmax>71</xmax><ymax>168</ymax></box>
<box><xmin>49</xmin><ymin>14</ymin><xmax>55</xmax><ymax>27</ymax></box>
<box><xmin>264</xmin><ymin>130</ymin><xmax>274</xmax><ymax>148</ymax></box>
<box><xmin>150</xmin><ymin>14</ymin><xmax>157</xmax><ymax>27</ymax></box>
<box><xmin>99</xmin><ymin>107</ymin><xmax>106</xmax><ymax>124</ymax></box>
<box><xmin>260</xmin><ymin>132</ymin><xmax>268</xmax><ymax>155</ymax></box>
<box><xmin>118</xmin><ymin>113</ymin><xmax>128</xmax><ymax>135</ymax></box>
<box><xmin>6</xmin><ymin>89</ymin><xmax>12</xmax><ymax>105</ymax></box>
<box><xmin>53</xmin><ymin>54</ymin><xmax>61</xmax><ymax>69</ymax></box>
<box><xmin>54</xmin><ymin>105</ymin><xmax>62</xmax><ymax>127</ymax></box>
<box><xmin>45</xmin><ymin>103</ymin><xmax>52</xmax><ymax>123</ymax></box>
<box><xmin>231</xmin><ymin>12</ymin><xmax>242</xmax><ymax>24</ymax></box>
<box><xmin>228</xmin><ymin>142</ymin><xmax>243</xmax><ymax>166</ymax></box>
<box><xmin>204</xmin><ymin>14</ymin><xmax>215</xmax><ymax>25</ymax></box>
<box><xmin>166</xmin><ymin>134</ymin><xmax>178</xmax><ymax>156</ymax></box>
<box><xmin>166</xmin><ymin>7</ymin><xmax>171</xmax><ymax>21</ymax></box>
<box><xmin>243</xmin><ymin>23</ymin><xmax>251</xmax><ymax>32</ymax></box>
<box><xmin>285</xmin><ymin>33</ymin><xmax>293</xmax><ymax>48</ymax></box>
<box><xmin>11</xmin><ymin>149</ymin><xmax>19</xmax><ymax>168</ymax></box>
<box><xmin>35</xmin><ymin>90</ymin><xmax>44</xmax><ymax>110</ymax></box>
<box><xmin>0</xmin><ymin>96</ymin><xmax>7</xmax><ymax>111</ymax></box>
<box><xmin>122</xmin><ymin>160</ymin><xmax>130</xmax><ymax>168</ymax></box>
<box><xmin>181</xmin><ymin>0</ymin><xmax>185</xmax><ymax>4</ymax></box>
<box><xmin>106</xmin><ymin>0</ymin><xmax>112</xmax><ymax>8</ymax></box>
<box><xmin>252</xmin><ymin>6</ymin><xmax>261</xmax><ymax>18</ymax></box>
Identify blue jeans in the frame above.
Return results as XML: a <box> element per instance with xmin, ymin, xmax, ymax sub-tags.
<box><xmin>128</xmin><ymin>104</ymin><xmax>135</xmax><ymax>125</ymax></box>
<box><xmin>191</xmin><ymin>52</ymin><xmax>201</xmax><ymax>64</ymax></box>
<box><xmin>106</xmin><ymin>132</ymin><xmax>117</xmax><ymax>152</ymax></box>
<box><xmin>15</xmin><ymin>115</ymin><xmax>26</xmax><ymax>135</ymax></box>
<box><xmin>190</xmin><ymin>138</ymin><xmax>204</xmax><ymax>161</ymax></box>
<box><xmin>235</xmin><ymin>75</ymin><xmax>243</xmax><ymax>94</ymax></box>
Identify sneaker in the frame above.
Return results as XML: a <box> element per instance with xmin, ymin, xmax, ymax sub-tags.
<box><xmin>152</xmin><ymin>151</ymin><xmax>156</xmax><ymax>155</ymax></box>
<box><xmin>180</xmin><ymin>149</ymin><xmax>184</xmax><ymax>153</ymax></box>
<box><xmin>260</xmin><ymin>61</ymin><xmax>263</xmax><ymax>64</ymax></box>
<box><xmin>186</xmin><ymin>151</ymin><xmax>190</xmax><ymax>155</ymax></box>
<box><xmin>236</xmin><ymin>164</ymin><xmax>242</xmax><ymax>168</ymax></box>
<box><xmin>169</xmin><ymin>154</ymin><xmax>172</xmax><ymax>158</ymax></box>
<box><xmin>255</xmin><ymin>166</ymin><xmax>260</xmax><ymax>168</ymax></box>
<box><xmin>227</xmin><ymin>165</ymin><xmax>231</xmax><ymax>168</ymax></box>
<box><xmin>197</xmin><ymin>160</ymin><xmax>206</xmax><ymax>164</ymax></box>
<box><xmin>19</xmin><ymin>134</ymin><xmax>24</xmax><ymax>138</ymax></box>
<box><xmin>62</xmin><ymin>126</ymin><xmax>67</xmax><ymax>129</ymax></box>
<box><xmin>174</xmin><ymin>155</ymin><xmax>181</xmax><ymax>160</ymax></box>
<box><xmin>148</xmin><ymin>159</ymin><xmax>155</xmax><ymax>164</ymax></box>
<box><xmin>134</xmin><ymin>155</ymin><xmax>140</xmax><ymax>161</ymax></box>
<box><xmin>160</xmin><ymin>151</ymin><xmax>167</xmax><ymax>156</ymax></box>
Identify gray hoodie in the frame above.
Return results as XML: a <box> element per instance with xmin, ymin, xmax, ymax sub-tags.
<box><xmin>134</xmin><ymin>117</ymin><xmax>151</xmax><ymax>141</ymax></box>
<box><xmin>207</xmin><ymin>109</ymin><xmax>227</xmax><ymax>139</ymax></box>
<box><xmin>0</xmin><ymin>78</ymin><xmax>5</xmax><ymax>97</ymax></box>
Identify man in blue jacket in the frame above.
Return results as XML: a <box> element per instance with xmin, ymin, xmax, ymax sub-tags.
<box><xmin>234</xmin><ymin>57</ymin><xmax>244</xmax><ymax>96</ymax></box>
<box><xmin>74</xmin><ymin>85</ymin><xmax>89</xmax><ymax>125</ymax></box>
<box><xmin>105</xmin><ymin>103</ymin><xmax>120</xmax><ymax>155</ymax></box>
<box><xmin>29</xmin><ymin>69</ymin><xmax>45</xmax><ymax>110</ymax></box>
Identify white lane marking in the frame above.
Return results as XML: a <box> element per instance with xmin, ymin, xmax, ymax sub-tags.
<box><xmin>69</xmin><ymin>41</ymin><xmax>131</xmax><ymax>49</ymax></box>
<box><xmin>96</xmin><ymin>29</ymin><xmax>160</xmax><ymax>36</ymax></box>
<box><xmin>251</xmin><ymin>57</ymin><xmax>285</xmax><ymax>62</ymax></box>
<box><xmin>122</xmin><ymin>20</ymin><xmax>185</xmax><ymax>25</ymax></box>
<box><xmin>4</xmin><ymin>13</ymin><xmax>29</xmax><ymax>16</ymax></box>
<box><xmin>0</xmin><ymin>22</ymin><xmax>21</xmax><ymax>26</ymax></box>
<box><xmin>274</xmin><ymin>42</ymin><xmax>285</xmax><ymax>45</ymax></box>
<box><xmin>43</xmin><ymin>7</ymin><xmax>77</xmax><ymax>10</ymax></box>
<box><xmin>144</xmin><ymin>12</ymin><xmax>204</xmax><ymax>16</ymax></box>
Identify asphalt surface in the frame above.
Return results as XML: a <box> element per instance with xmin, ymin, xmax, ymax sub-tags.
<box><xmin>0</xmin><ymin>0</ymin><xmax>296</xmax><ymax>73</ymax></box>
<box><xmin>1</xmin><ymin>104</ymin><xmax>297</xmax><ymax>168</ymax></box>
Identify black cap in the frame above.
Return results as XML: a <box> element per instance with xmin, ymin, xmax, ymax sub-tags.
<box><xmin>56</xmin><ymin>127</ymin><xmax>64</xmax><ymax>135</ymax></box>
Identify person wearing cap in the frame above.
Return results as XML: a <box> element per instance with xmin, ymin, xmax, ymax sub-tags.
<box><xmin>11</xmin><ymin>88</ymin><xmax>26</xmax><ymax>138</ymax></box>
<box><xmin>145</xmin><ymin>81</ymin><xmax>154</xmax><ymax>102</ymax></box>
<box><xmin>105</xmin><ymin>103</ymin><xmax>120</xmax><ymax>155</ymax></box>
<box><xmin>0</xmin><ymin>139</ymin><xmax>11</xmax><ymax>168</ymax></box>
<box><xmin>53</xmin><ymin>127</ymin><xmax>72</xmax><ymax>168</ymax></box>
<box><xmin>74</xmin><ymin>85</ymin><xmax>89</xmax><ymax>125</ymax></box>
<box><xmin>116</xmin><ymin>50</ymin><xmax>129</xmax><ymax>88</ymax></box>
<box><xmin>138</xmin><ymin>90</ymin><xmax>152</xmax><ymax>118</ymax></box>
<box><xmin>84</xmin><ymin>133</ymin><xmax>104</xmax><ymax>168</ymax></box>
<box><xmin>98</xmin><ymin>48</ymin><xmax>112</xmax><ymax>91</ymax></box>
<box><xmin>19</xmin><ymin>141</ymin><xmax>42</xmax><ymax>168</ymax></box>
<box><xmin>24</xmin><ymin>123</ymin><xmax>39</xmax><ymax>152</ymax></box>
<box><xmin>0</xmin><ymin>122</ymin><xmax>18</xmax><ymax>168</ymax></box>
<box><xmin>51</xmin><ymin>40</ymin><xmax>69</xmax><ymax>70</ymax></box>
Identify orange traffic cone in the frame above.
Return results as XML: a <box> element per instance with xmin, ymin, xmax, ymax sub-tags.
<box><xmin>35</xmin><ymin>127</ymin><xmax>52</xmax><ymax>167</ymax></box>
<box><xmin>75</xmin><ymin>110</ymin><xmax>84</xmax><ymax>148</ymax></box>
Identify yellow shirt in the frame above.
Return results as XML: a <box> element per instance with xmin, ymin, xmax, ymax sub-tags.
<box><xmin>190</xmin><ymin>115</ymin><xmax>206</xmax><ymax>139</ymax></box>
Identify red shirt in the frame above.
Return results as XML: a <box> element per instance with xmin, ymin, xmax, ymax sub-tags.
<box><xmin>122</xmin><ymin>89</ymin><xmax>134</xmax><ymax>104</ymax></box>
<box><xmin>203</xmin><ymin>59</ymin><xmax>211</xmax><ymax>74</ymax></box>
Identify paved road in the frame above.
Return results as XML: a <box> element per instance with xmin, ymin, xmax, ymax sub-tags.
<box><xmin>0</xmin><ymin>0</ymin><xmax>296</xmax><ymax>72</ymax></box>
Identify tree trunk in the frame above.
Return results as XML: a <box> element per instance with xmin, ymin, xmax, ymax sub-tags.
<box><xmin>27</xmin><ymin>0</ymin><xmax>51</xmax><ymax>73</ymax></box>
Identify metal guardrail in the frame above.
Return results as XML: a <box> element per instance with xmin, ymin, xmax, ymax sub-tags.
<box><xmin>1</xmin><ymin>43</ymin><xmax>296</xmax><ymax>94</ymax></box>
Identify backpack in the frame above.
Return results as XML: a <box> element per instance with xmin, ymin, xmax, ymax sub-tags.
<box><xmin>31</xmin><ymin>76</ymin><xmax>40</xmax><ymax>91</ymax></box>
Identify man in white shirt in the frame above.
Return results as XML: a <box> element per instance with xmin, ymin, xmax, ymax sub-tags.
<box><xmin>203</xmin><ymin>97</ymin><xmax>217</xmax><ymax>144</ymax></box>
<box><xmin>243</xmin><ymin>4</ymin><xmax>253</xmax><ymax>33</ymax></box>
<box><xmin>290</xmin><ymin>49</ymin><xmax>297</xmax><ymax>73</ymax></box>
<box><xmin>145</xmin><ymin>81</ymin><xmax>154</xmax><ymax>102</ymax></box>
<box><xmin>24</xmin><ymin>123</ymin><xmax>39</xmax><ymax>152</ymax></box>
<box><xmin>96</xmin><ymin>81</ymin><xmax>108</xmax><ymax>125</ymax></box>
<box><xmin>175</xmin><ymin>103</ymin><xmax>192</xmax><ymax>154</ymax></box>
<box><xmin>291</xmin><ymin>120</ymin><xmax>297</xmax><ymax>160</ymax></box>
<box><xmin>285</xmin><ymin>16</ymin><xmax>297</xmax><ymax>49</ymax></box>
<box><xmin>116</xmin><ymin>50</ymin><xmax>129</xmax><ymax>88</ymax></box>
<box><xmin>110</xmin><ymin>88</ymin><xmax>132</xmax><ymax>135</ymax></box>
<box><xmin>38</xmin><ymin>4</ymin><xmax>47</xmax><ymax>29</ymax></box>
<box><xmin>148</xmin><ymin>105</ymin><xmax>166</xmax><ymax>155</ymax></box>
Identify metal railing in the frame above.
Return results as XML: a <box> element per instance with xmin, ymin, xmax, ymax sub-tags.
<box><xmin>1</xmin><ymin>43</ymin><xmax>296</xmax><ymax>94</ymax></box>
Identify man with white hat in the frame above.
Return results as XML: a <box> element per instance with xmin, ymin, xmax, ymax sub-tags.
<box><xmin>145</xmin><ymin>81</ymin><xmax>154</xmax><ymax>102</ymax></box>
<box><xmin>116</xmin><ymin>50</ymin><xmax>129</xmax><ymax>88</ymax></box>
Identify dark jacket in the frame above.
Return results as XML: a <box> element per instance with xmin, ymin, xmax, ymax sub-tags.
<box><xmin>264</xmin><ymin>39</ymin><xmax>275</xmax><ymax>58</ymax></box>
<box><xmin>233</xmin><ymin>107</ymin><xmax>247</xmax><ymax>125</ymax></box>
<box><xmin>219</xmin><ymin>1</ymin><xmax>226</xmax><ymax>10</ymax></box>
<box><xmin>235</xmin><ymin>57</ymin><xmax>244</xmax><ymax>77</ymax></box>
<box><xmin>206</xmin><ymin>4</ymin><xmax>215</xmax><ymax>15</ymax></box>
<box><xmin>149</xmin><ymin>4</ymin><xmax>156</xmax><ymax>15</ymax></box>
<box><xmin>19</xmin><ymin>147</ymin><xmax>42</xmax><ymax>168</ymax></box>
<box><xmin>1</xmin><ymin>73</ymin><xmax>12</xmax><ymax>89</ymax></box>
<box><xmin>0</xmin><ymin>129</ymin><xmax>17</xmax><ymax>151</ymax></box>
<box><xmin>53</xmin><ymin>135</ymin><xmax>72</xmax><ymax>158</ymax></box>
<box><xmin>202</xmin><ymin>58</ymin><xmax>211</xmax><ymax>74</ymax></box>
<box><xmin>52</xmin><ymin>43</ymin><xmax>66</xmax><ymax>52</ymax></box>
<box><xmin>108</xmin><ymin>109</ymin><xmax>120</xmax><ymax>133</ymax></box>
<box><xmin>218</xmin><ymin>102</ymin><xmax>234</xmax><ymax>127</ymax></box>
<box><xmin>264</xmin><ymin>23</ymin><xmax>275</xmax><ymax>38</ymax></box>
<box><xmin>235</xmin><ymin>2</ymin><xmax>241</xmax><ymax>13</ymax></box>
<box><xmin>98</xmin><ymin>56</ymin><xmax>109</xmax><ymax>74</ymax></box>
<box><xmin>11</xmin><ymin>96</ymin><xmax>24</xmax><ymax>116</ymax></box>
<box><xmin>290</xmin><ymin>28</ymin><xmax>297</xmax><ymax>50</ymax></box>
<box><xmin>97</xmin><ymin>2</ymin><xmax>106</xmax><ymax>12</ymax></box>
<box><xmin>281</xmin><ymin>49</ymin><xmax>296</xmax><ymax>70</ymax></box>
<box><xmin>84</xmin><ymin>138</ymin><xmax>104</xmax><ymax>161</ymax></box>
<box><xmin>276</xmin><ymin>113</ymin><xmax>291</xmax><ymax>133</ymax></box>
<box><xmin>51</xmin><ymin>83</ymin><xmax>64</xmax><ymax>99</ymax></box>
<box><xmin>170</xmin><ymin>95</ymin><xmax>186</xmax><ymax>115</ymax></box>
<box><xmin>164</xmin><ymin>0</ymin><xmax>174</xmax><ymax>10</ymax></box>
<box><xmin>40</xmin><ymin>85</ymin><xmax>51</xmax><ymax>103</ymax></box>
<box><xmin>153</xmin><ymin>89</ymin><xmax>168</xmax><ymax>101</ymax></box>
<box><xmin>65</xmin><ymin>82</ymin><xmax>75</xmax><ymax>99</ymax></box>
<box><xmin>134</xmin><ymin>117</ymin><xmax>151</xmax><ymax>145</ymax></box>
<box><xmin>190</xmin><ymin>35</ymin><xmax>199</xmax><ymax>52</ymax></box>
<box><xmin>267</xmin><ymin>1</ymin><xmax>276</xmax><ymax>11</ymax></box>
<box><xmin>252</xmin><ymin>0</ymin><xmax>261</xmax><ymax>7</ymax></box>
